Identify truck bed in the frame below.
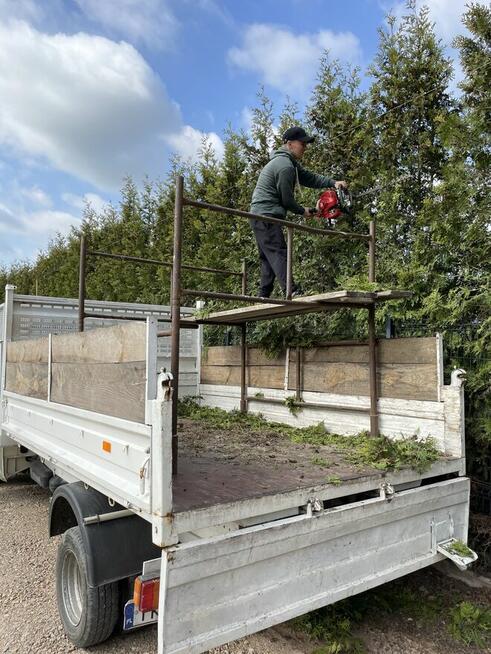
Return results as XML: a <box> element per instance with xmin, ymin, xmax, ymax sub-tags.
<box><xmin>174</xmin><ymin>417</ymin><xmax>381</xmax><ymax>512</ymax></box>
<box><xmin>172</xmin><ymin>417</ymin><xmax>460</xmax><ymax>530</ymax></box>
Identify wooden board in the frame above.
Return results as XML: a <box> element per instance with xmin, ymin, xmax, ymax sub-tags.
<box><xmin>5</xmin><ymin>363</ymin><xmax>48</xmax><ymax>399</ymax></box>
<box><xmin>6</xmin><ymin>338</ymin><xmax>49</xmax><ymax>363</ymax></box>
<box><xmin>290</xmin><ymin>337</ymin><xmax>437</xmax><ymax>365</ymax></box>
<box><xmin>289</xmin><ymin>361</ymin><xmax>438</xmax><ymax>401</ymax></box>
<box><xmin>203</xmin><ymin>346</ymin><xmax>285</xmax><ymax>367</ymax></box>
<box><xmin>200</xmin><ymin>337</ymin><xmax>439</xmax><ymax>401</ymax></box>
<box><xmin>50</xmin><ymin>361</ymin><xmax>146</xmax><ymax>422</ymax></box>
<box><xmin>52</xmin><ymin>322</ymin><xmax>146</xmax><ymax>363</ymax></box>
<box><xmin>191</xmin><ymin>289</ymin><xmax>412</xmax><ymax>325</ymax></box>
<box><xmin>201</xmin><ymin>364</ymin><xmax>285</xmax><ymax>389</ymax></box>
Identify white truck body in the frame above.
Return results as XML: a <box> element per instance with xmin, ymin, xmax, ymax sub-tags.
<box><xmin>0</xmin><ymin>285</ymin><xmax>473</xmax><ymax>654</ymax></box>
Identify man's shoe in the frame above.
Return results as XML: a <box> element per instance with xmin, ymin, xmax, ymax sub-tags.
<box><xmin>284</xmin><ymin>286</ymin><xmax>304</xmax><ymax>299</ymax></box>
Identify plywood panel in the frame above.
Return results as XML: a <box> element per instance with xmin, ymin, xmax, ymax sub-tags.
<box><xmin>51</xmin><ymin>361</ymin><xmax>146</xmax><ymax>422</ymax></box>
<box><xmin>289</xmin><ymin>362</ymin><xmax>438</xmax><ymax>401</ymax></box>
<box><xmin>5</xmin><ymin>363</ymin><xmax>48</xmax><ymax>399</ymax></box>
<box><xmin>203</xmin><ymin>346</ymin><xmax>284</xmax><ymax>367</ymax></box>
<box><xmin>291</xmin><ymin>338</ymin><xmax>437</xmax><ymax>365</ymax></box>
<box><xmin>200</xmin><ymin>365</ymin><xmax>285</xmax><ymax>389</ymax></box>
<box><xmin>52</xmin><ymin>322</ymin><xmax>146</xmax><ymax>363</ymax></box>
<box><xmin>6</xmin><ymin>338</ymin><xmax>49</xmax><ymax>363</ymax></box>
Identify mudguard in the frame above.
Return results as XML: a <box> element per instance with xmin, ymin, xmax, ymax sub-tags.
<box><xmin>49</xmin><ymin>482</ymin><xmax>160</xmax><ymax>587</ymax></box>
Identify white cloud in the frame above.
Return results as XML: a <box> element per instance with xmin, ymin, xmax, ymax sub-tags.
<box><xmin>28</xmin><ymin>209</ymin><xmax>80</xmax><ymax>234</ymax></box>
<box><xmin>0</xmin><ymin>20</ymin><xmax>223</xmax><ymax>191</ymax></box>
<box><xmin>228</xmin><ymin>24</ymin><xmax>362</xmax><ymax>95</ymax></box>
<box><xmin>163</xmin><ymin>125</ymin><xmax>225</xmax><ymax>163</ymax></box>
<box><xmin>62</xmin><ymin>192</ymin><xmax>108</xmax><ymax>213</ymax></box>
<box><xmin>390</xmin><ymin>0</ymin><xmax>468</xmax><ymax>44</ymax></box>
<box><xmin>0</xmin><ymin>202</ymin><xmax>79</xmax><ymax>237</ymax></box>
<box><xmin>75</xmin><ymin>0</ymin><xmax>178</xmax><ymax>50</ymax></box>
<box><xmin>21</xmin><ymin>186</ymin><xmax>52</xmax><ymax>207</ymax></box>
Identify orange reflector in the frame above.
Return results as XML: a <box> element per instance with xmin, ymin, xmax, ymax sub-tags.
<box><xmin>133</xmin><ymin>576</ymin><xmax>142</xmax><ymax>607</ymax></box>
<box><xmin>102</xmin><ymin>440</ymin><xmax>111</xmax><ymax>453</ymax></box>
<box><xmin>134</xmin><ymin>576</ymin><xmax>160</xmax><ymax>613</ymax></box>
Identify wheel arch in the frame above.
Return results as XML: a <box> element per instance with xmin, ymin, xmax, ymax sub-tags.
<box><xmin>49</xmin><ymin>482</ymin><xmax>160</xmax><ymax>587</ymax></box>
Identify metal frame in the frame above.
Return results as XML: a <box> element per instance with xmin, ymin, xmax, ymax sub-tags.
<box><xmin>77</xmin><ymin>174</ymin><xmax>380</xmax><ymax>474</ymax></box>
<box><xmin>173</xmin><ymin>175</ymin><xmax>379</xmax><ymax>456</ymax></box>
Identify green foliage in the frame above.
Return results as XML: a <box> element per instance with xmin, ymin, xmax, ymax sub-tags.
<box><xmin>449</xmin><ymin>601</ymin><xmax>491</xmax><ymax>648</ymax></box>
<box><xmin>447</xmin><ymin>540</ymin><xmax>474</xmax><ymax>557</ymax></box>
<box><xmin>178</xmin><ymin>399</ymin><xmax>441</xmax><ymax>473</ymax></box>
<box><xmin>284</xmin><ymin>395</ymin><xmax>301</xmax><ymax>416</ymax></box>
<box><xmin>292</xmin><ymin>606</ymin><xmax>365</xmax><ymax>654</ymax></box>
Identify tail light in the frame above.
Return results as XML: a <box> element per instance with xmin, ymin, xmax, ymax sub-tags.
<box><xmin>133</xmin><ymin>575</ymin><xmax>160</xmax><ymax>613</ymax></box>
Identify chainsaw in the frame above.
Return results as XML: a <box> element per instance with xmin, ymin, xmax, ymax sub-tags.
<box><xmin>310</xmin><ymin>187</ymin><xmax>353</xmax><ymax>228</ymax></box>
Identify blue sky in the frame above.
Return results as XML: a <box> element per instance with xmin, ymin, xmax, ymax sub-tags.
<box><xmin>0</xmin><ymin>0</ymin><xmax>469</xmax><ymax>265</ymax></box>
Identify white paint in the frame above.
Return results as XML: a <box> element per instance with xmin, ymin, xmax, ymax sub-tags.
<box><xmin>158</xmin><ymin>477</ymin><xmax>470</xmax><ymax>654</ymax></box>
<box><xmin>199</xmin><ymin>384</ymin><xmax>449</xmax><ymax>450</ymax></box>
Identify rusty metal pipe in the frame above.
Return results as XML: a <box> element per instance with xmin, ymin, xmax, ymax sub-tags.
<box><xmin>78</xmin><ymin>235</ymin><xmax>87</xmax><ymax>332</ymax></box>
<box><xmin>368</xmin><ymin>304</ymin><xmax>379</xmax><ymax>437</ymax></box>
<box><xmin>295</xmin><ymin>346</ymin><xmax>302</xmax><ymax>402</ymax></box>
<box><xmin>369</xmin><ymin>220</ymin><xmax>376</xmax><ymax>283</ymax></box>
<box><xmin>181</xmin><ymin>288</ymin><xmax>315</xmax><ymax>306</ymax></box>
<box><xmin>240</xmin><ymin>324</ymin><xmax>247</xmax><ymax>413</ymax></box>
<box><xmin>241</xmin><ymin>259</ymin><xmax>247</xmax><ymax>296</ymax></box>
<box><xmin>286</xmin><ymin>227</ymin><xmax>293</xmax><ymax>299</ymax></box>
<box><xmin>171</xmin><ymin>175</ymin><xmax>184</xmax><ymax>475</ymax></box>
<box><xmin>183</xmin><ymin>198</ymin><xmax>370</xmax><ymax>240</ymax></box>
<box><xmin>86</xmin><ymin>249</ymin><xmax>241</xmax><ymax>277</ymax></box>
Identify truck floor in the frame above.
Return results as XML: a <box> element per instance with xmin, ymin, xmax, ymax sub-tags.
<box><xmin>173</xmin><ymin>417</ymin><xmax>387</xmax><ymax>512</ymax></box>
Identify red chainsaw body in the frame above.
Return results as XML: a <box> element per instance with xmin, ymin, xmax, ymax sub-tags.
<box><xmin>316</xmin><ymin>189</ymin><xmax>343</xmax><ymax>221</ymax></box>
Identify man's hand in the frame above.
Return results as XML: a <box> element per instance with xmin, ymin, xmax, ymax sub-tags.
<box><xmin>334</xmin><ymin>180</ymin><xmax>348</xmax><ymax>190</ymax></box>
<box><xmin>303</xmin><ymin>207</ymin><xmax>318</xmax><ymax>217</ymax></box>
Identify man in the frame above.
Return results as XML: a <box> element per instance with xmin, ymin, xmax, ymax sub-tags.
<box><xmin>250</xmin><ymin>126</ymin><xmax>347</xmax><ymax>298</ymax></box>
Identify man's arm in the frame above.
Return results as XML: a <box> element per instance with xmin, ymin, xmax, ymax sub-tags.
<box><xmin>276</xmin><ymin>166</ymin><xmax>306</xmax><ymax>215</ymax></box>
<box><xmin>297</xmin><ymin>165</ymin><xmax>336</xmax><ymax>189</ymax></box>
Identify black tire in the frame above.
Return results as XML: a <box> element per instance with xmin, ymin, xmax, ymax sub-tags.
<box><xmin>56</xmin><ymin>526</ymin><xmax>120</xmax><ymax>647</ymax></box>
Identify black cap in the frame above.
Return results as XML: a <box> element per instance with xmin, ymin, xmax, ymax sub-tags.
<box><xmin>282</xmin><ymin>126</ymin><xmax>315</xmax><ymax>143</ymax></box>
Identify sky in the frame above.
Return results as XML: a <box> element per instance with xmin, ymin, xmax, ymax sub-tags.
<box><xmin>0</xmin><ymin>0</ymin><xmax>470</xmax><ymax>265</ymax></box>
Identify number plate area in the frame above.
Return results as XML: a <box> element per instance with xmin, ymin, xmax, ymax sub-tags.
<box><xmin>124</xmin><ymin>600</ymin><xmax>158</xmax><ymax>631</ymax></box>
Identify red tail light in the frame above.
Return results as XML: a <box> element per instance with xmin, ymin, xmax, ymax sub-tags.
<box><xmin>133</xmin><ymin>575</ymin><xmax>160</xmax><ymax>613</ymax></box>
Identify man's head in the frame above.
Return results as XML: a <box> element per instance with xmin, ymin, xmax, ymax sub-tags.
<box><xmin>282</xmin><ymin>126</ymin><xmax>315</xmax><ymax>160</ymax></box>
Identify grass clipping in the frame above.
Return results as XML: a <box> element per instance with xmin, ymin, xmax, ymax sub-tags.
<box><xmin>179</xmin><ymin>400</ymin><xmax>441</xmax><ymax>474</ymax></box>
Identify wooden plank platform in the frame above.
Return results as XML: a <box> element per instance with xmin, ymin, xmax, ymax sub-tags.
<box><xmin>184</xmin><ymin>290</ymin><xmax>411</xmax><ymax>325</ymax></box>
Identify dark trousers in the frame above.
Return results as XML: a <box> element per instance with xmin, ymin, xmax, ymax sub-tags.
<box><xmin>250</xmin><ymin>216</ymin><xmax>295</xmax><ymax>297</ymax></box>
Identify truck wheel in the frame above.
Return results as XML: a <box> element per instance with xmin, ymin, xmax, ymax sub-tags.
<box><xmin>56</xmin><ymin>526</ymin><xmax>120</xmax><ymax>647</ymax></box>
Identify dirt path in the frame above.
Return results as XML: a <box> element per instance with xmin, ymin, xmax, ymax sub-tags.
<box><xmin>1</xmin><ymin>476</ymin><xmax>490</xmax><ymax>654</ymax></box>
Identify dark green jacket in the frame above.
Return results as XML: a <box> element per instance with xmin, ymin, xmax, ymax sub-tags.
<box><xmin>250</xmin><ymin>146</ymin><xmax>335</xmax><ymax>218</ymax></box>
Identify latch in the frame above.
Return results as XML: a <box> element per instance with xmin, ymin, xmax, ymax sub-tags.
<box><xmin>157</xmin><ymin>369</ymin><xmax>174</xmax><ymax>401</ymax></box>
<box><xmin>306</xmin><ymin>497</ymin><xmax>323</xmax><ymax>517</ymax></box>
<box><xmin>379</xmin><ymin>481</ymin><xmax>395</xmax><ymax>502</ymax></box>
<box><xmin>139</xmin><ymin>456</ymin><xmax>150</xmax><ymax>495</ymax></box>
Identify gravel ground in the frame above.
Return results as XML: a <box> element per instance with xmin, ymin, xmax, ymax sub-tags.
<box><xmin>1</xmin><ymin>475</ymin><xmax>490</xmax><ymax>654</ymax></box>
